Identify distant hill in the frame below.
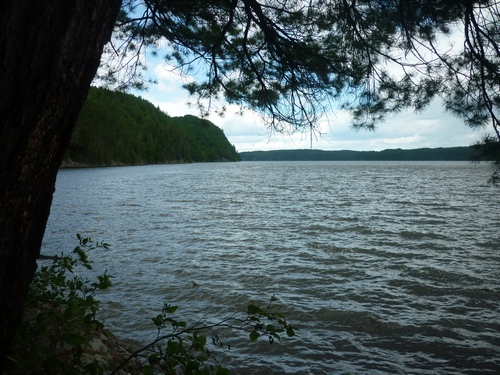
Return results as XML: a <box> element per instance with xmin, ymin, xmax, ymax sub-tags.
<box><xmin>63</xmin><ymin>87</ymin><xmax>240</xmax><ymax>166</ymax></box>
<box><xmin>239</xmin><ymin>147</ymin><xmax>475</xmax><ymax>161</ymax></box>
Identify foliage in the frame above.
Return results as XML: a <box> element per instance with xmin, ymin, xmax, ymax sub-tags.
<box><xmin>101</xmin><ymin>0</ymin><xmax>500</xmax><ymax>141</ymax></box>
<box><xmin>64</xmin><ymin>87</ymin><xmax>240</xmax><ymax>166</ymax></box>
<box><xmin>113</xmin><ymin>296</ymin><xmax>296</xmax><ymax>375</ymax></box>
<box><xmin>472</xmin><ymin>135</ymin><xmax>500</xmax><ymax>185</ymax></box>
<box><xmin>97</xmin><ymin>0</ymin><xmax>500</xmax><ymax>178</ymax></box>
<box><xmin>6</xmin><ymin>236</ymin><xmax>296</xmax><ymax>375</ymax></box>
<box><xmin>240</xmin><ymin>146</ymin><xmax>476</xmax><ymax>162</ymax></box>
<box><xmin>5</xmin><ymin>235</ymin><xmax>112</xmax><ymax>375</ymax></box>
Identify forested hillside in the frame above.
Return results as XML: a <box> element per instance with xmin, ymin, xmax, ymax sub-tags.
<box><xmin>240</xmin><ymin>147</ymin><xmax>476</xmax><ymax>161</ymax></box>
<box><xmin>63</xmin><ymin>87</ymin><xmax>240</xmax><ymax>166</ymax></box>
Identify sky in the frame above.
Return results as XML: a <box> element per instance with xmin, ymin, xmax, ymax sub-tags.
<box><xmin>133</xmin><ymin>62</ymin><xmax>491</xmax><ymax>153</ymax></box>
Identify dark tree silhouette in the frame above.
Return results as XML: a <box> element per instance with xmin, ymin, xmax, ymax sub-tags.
<box><xmin>104</xmin><ymin>0</ymin><xmax>500</xmax><ymax>136</ymax></box>
<box><xmin>0</xmin><ymin>1</ymin><xmax>121</xmax><ymax>369</ymax></box>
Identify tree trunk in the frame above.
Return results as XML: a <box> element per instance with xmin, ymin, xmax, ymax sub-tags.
<box><xmin>0</xmin><ymin>0</ymin><xmax>121</xmax><ymax>370</ymax></box>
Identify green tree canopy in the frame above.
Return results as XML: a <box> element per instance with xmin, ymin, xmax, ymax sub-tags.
<box><xmin>66</xmin><ymin>87</ymin><xmax>240</xmax><ymax>165</ymax></box>
<box><xmin>100</xmin><ymin>0</ymin><xmax>500</xmax><ymax>140</ymax></box>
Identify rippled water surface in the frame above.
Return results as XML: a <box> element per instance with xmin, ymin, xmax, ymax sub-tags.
<box><xmin>43</xmin><ymin>161</ymin><xmax>500</xmax><ymax>374</ymax></box>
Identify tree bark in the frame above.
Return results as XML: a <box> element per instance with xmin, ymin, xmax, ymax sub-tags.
<box><xmin>0</xmin><ymin>0</ymin><xmax>121</xmax><ymax>370</ymax></box>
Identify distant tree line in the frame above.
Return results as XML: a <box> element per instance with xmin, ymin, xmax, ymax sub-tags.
<box><xmin>63</xmin><ymin>87</ymin><xmax>240</xmax><ymax>166</ymax></box>
<box><xmin>239</xmin><ymin>147</ymin><xmax>477</xmax><ymax>162</ymax></box>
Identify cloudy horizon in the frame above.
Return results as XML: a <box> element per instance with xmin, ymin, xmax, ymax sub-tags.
<box><xmin>133</xmin><ymin>64</ymin><xmax>492</xmax><ymax>153</ymax></box>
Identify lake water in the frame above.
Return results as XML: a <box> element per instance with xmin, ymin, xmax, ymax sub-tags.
<box><xmin>42</xmin><ymin>161</ymin><xmax>500</xmax><ymax>374</ymax></box>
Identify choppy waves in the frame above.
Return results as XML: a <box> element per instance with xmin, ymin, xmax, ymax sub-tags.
<box><xmin>43</xmin><ymin>161</ymin><xmax>500</xmax><ymax>374</ymax></box>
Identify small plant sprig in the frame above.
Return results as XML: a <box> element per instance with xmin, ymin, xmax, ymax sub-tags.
<box><xmin>6</xmin><ymin>234</ymin><xmax>112</xmax><ymax>374</ymax></box>
<box><xmin>247</xmin><ymin>295</ymin><xmax>297</xmax><ymax>344</ymax></box>
<box><xmin>7</xmin><ymin>234</ymin><xmax>298</xmax><ymax>375</ymax></box>
<box><xmin>113</xmin><ymin>295</ymin><xmax>297</xmax><ymax>375</ymax></box>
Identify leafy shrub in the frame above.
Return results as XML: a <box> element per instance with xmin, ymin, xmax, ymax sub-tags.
<box><xmin>114</xmin><ymin>296</ymin><xmax>296</xmax><ymax>375</ymax></box>
<box><xmin>6</xmin><ymin>235</ymin><xmax>297</xmax><ymax>375</ymax></box>
<box><xmin>5</xmin><ymin>234</ymin><xmax>112</xmax><ymax>374</ymax></box>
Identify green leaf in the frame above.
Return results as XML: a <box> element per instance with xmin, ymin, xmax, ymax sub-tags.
<box><xmin>247</xmin><ymin>303</ymin><xmax>263</xmax><ymax>315</ymax></box>
<box><xmin>216</xmin><ymin>367</ymin><xmax>231</xmax><ymax>375</ymax></box>
<box><xmin>152</xmin><ymin>314</ymin><xmax>164</xmax><ymax>328</ymax></box>
<box><xmin>192</xmin><ymin>333</ymin><xmax>207</xmax><ymax>349</ymax></box>
<box><xmin>249</xmin><ymin>331</ymin><xmax>260</xmax><ymax>341</ymax></box>
<box><xmin>148</xmin><ymin>353</ymin><xmax>161</xmax><ymax>365</ymax></box>
<box><xmin>163</xmin><ymin>304</ymin><xmax>178</xmax><ymax>314</ymax></box>
<box><xmin>167</xmin><ymin>339</ymin><xmax>182</xmax><ymax>356</ymax></box>
<box><xmin>62</xmin><ymin>332</ymin><xmax>86</xmax><ymax>347</ymax></box>
<box><xmin>265</xmin><ymin>324</ymin><xmax>276</xmax><ymax>332</ymax></box>
<box><xmin>142</xmin><ymin>364</ymin><xmax>155</xmax><ymax>375</ymax></box>
<box><xmin>185</xmin><ymin>360</ymin><xmax>200</xmax><ymax>372</ymax></box>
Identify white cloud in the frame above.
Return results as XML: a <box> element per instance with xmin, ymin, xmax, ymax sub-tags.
<box><xmin>134</xmin><ymin>62</ymin><xmax>489</xmax><ymax>152</ymax></box>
